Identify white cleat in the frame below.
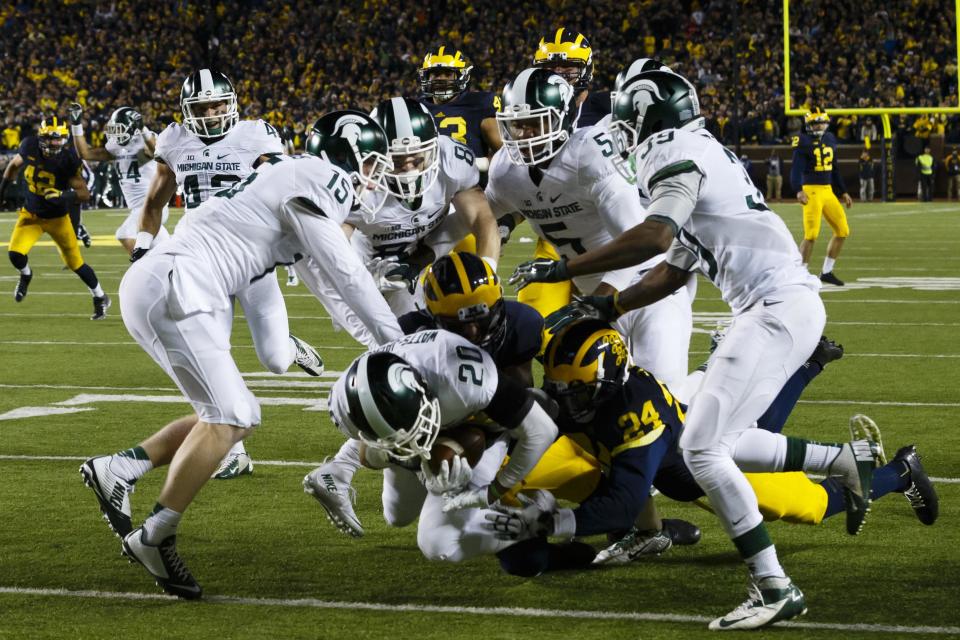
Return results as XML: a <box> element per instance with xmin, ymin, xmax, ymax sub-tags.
<box><xmin>708</xmin><ymin>576</ymin><xmax>807</xmax><ymax>630</ymax></box>
<box><xmin>829</xmin><ymin>439</ymin><xmax>877</xmax><ymax>535</ymax></box>
<box><xmin>303</xmin><ymin>464</ymin><xmax>363</xmax><ymax>538</ymax></box>
<box><xmin>291</xmin><ymin>334</ymin><xmax>324</xmax><ymax>376</ymax></box>
<box><xmin>80</xmin><ymin>455</ymin><xmax>134</xmax><ymax>537</ymax></box>
<box><xmin>592</xmin><ymin>527</ymin><xmax>672</xmax><ymax>565</ymax></box>
<box><xmin>849</xmin><ymin>414</ymin><xmax>887</xmax><ymax>464</ymax></box>
<box><xmin>211</xmin><ymin>451</ymin><xmax>254</xmax><ymax>479</ymax></box>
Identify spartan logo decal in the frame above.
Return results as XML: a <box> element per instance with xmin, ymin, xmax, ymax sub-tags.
<box><xmin>333</xmin><ymin>114</ymin><xmax>368</xmax><ymax>154</ymax></box>
<box><xmin>545</xmin><ymin>74</ymin><xmax>575</xmax><ymax>111</ymax></box>
<box><xmin>628</xmin><ymin>78</ymin><xmax>666</xmax><ymax>116</ymax></box>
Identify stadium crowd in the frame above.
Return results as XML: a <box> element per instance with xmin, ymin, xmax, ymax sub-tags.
<box><xmin>1</xmin><ymin>0</ymin><xmax>958</xmax><ymax>152</ymax></box>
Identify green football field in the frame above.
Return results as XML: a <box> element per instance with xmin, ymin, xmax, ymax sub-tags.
<box><xmin>0</xmin><ymin>202</ymin><xmax>957</xmax><ymax>639</ymax></box>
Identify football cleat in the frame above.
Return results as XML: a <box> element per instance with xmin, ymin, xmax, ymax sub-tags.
<box><xmin>291</xmin><ymin>334</ymin><xmax>323</xmax><ymax>376</ymax></box>
<box><xmin>819</xmin><ymin>271</ymin><xmax>845</xmax><ymax>286</ymax></box>
<box><xmin>122</xmin><ymin>528</ymin><xmax>202</xmax><ymax>600</ymax></box>
<box><xmin>829</xmin><ymin>439</ymin><xmax>877</xmax><ymax>535</ymax></box>
<box><xmin>211</xmin><ymin>451</ymin><xmax>253</xmax><ymax>479</ymax></box>
<box><xmin>708</xmin><ymin>576</ymin><xmax>807</xmax><ymax>630</ymax></box>
<box><xmin>303</xmin><ymin>464</ymin><xmax>363</xmax><ymax>538</ymax></box>
<box><xmin>77</xmin><ymin>223</ymin><xmax>92</xmax><ymax>248</ymax></box>
<box><xmin>893</xmin><ymin>445</ymin><xmax>939</xmax><ymax>525</ymax></box>
<box><xmin>695</xmin><ymin>320</ymin><xmax>729</xmax><ymax>372</ymax></box>
<box><xmin>592</xmin><ymin>527</ymin><xmax>672</xmax><ymax>565</ymax></box>
<box><xmin>809</xmin><ymin>335</ymin><xmax>844</xmax><ymax>370</ymax></box>
<box><xmin>662</xmin><ymin>518</ymin><xmax>702</xmax><ymax>546</ymax></box>
<box><xmin>849</xmin><ymin>414</ymin><xmax>887</xmax><ymax>464</ymax></box>
<box><xmin>285</xmin><ymin>268</ymin><xmax>299</xmax><ymax>287</ymax></box>
<box><xmin>14</xmin><ymin>271</ymin><xmax>32</xmax><ymax>302</ymax></box>
<box><xmin>91</xmin><ymin>294</ymin><xmax>111</xmax><ymax>320</ymax></box>
<box><xmin>80</xmin><ymin>455</ymin><xmax>134</xmax><ymax>538</ymax></box>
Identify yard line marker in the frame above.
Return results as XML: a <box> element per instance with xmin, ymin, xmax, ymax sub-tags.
<box><xmin>0</xmin><ymin>587</ymin><xmax>956</xmax><ymax>635</ymax></box>
<box><xmin>2</xmin><ymin>455</ymin><xmax>958</xmax><ymax>484</ymax></box>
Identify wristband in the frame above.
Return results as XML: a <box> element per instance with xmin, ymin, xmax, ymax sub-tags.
<box><xmin>481</xmin><ymin>255</ymin><xmax>498</xmax><ymax>273</ymax></box>
<box><xmin>134</xmin><ymin>231</ymin><xmax>155</xmax><ymax>250</ymax></box>
<box><xmin>552</xmin><ymin>508</ymin><xmax>577</xmax><ymax>538</ymax></box>
<box><xmin>612</xmin><ymin>291</ymin><xmax>628</xmax><ymax>315</ymax></box>
<box><xmin>70</xmin><ymin>124</ymin><xmax>84</xmax><ymax>137</ymax></box>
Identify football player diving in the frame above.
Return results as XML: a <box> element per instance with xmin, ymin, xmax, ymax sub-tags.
<box><xmin>484</xmin><ymin>320</ymin><xmax>937</xmax><ymax>578</ymax></box>
<box><xmin>68</xmin><ymin>103</ymin><xmax>169</xmax><ymax>255</ymax></box>
<box><xmin>0</xmin><ymin>117</ymin><xmax>110</xmax><ymax>319</ymax></box>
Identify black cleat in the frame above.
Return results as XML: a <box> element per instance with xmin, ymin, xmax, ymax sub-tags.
<box><xmin>77</xmin><ymin>223</ymin><xmax>92</xmax><ymax>248</ymax></box>
<box><xmin>662</xmin><ymin>518</ymin><xmax>702</xmax><ymax>546</ymax></box>
<box><xmin>820</xmin><ymin>271</ymin><xmax>845</xmax><ymax>286</ymax></box>
<box><xmin>91</xmin><ymin>294</ymin><xmax>111</xmax><ymax>320</ymax></box>
<box><xmin>122</xmin><ymin>528</ymin><xmax>202</xmax><ymax>600</ymax></box>
<box><xmin>14</xmin><ymin>271</ymin><xmax>32</xmax><ymax>302</ymax></box>
<box><xmin>809</xmin><ymin>335</ymin><xmax>844</xmax><ymax>369</ymax></box>
<box><xmin>893</xmin><ymin>445</ymin><xmax>939</xmax><ymax>525</ymax></box>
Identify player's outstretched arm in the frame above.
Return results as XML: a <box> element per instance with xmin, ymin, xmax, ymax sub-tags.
<box><xmin>565</xmin><ymin>217</ymin><xmax>675</xmax><ymax>278</ymax></box>
<box><xmin>616</xmin><ymin>261</ymin><xmax>691</xmax><ymax>314</ymax></box>
<box><xmin>452</xmin><ymin>185</ymin><xmax>500</xmax><ymax>265</ymax></box>
<box><xmin>68</xmin><ymin>103</ymin><xmax>113</xmax><ymax>161</ymax></box>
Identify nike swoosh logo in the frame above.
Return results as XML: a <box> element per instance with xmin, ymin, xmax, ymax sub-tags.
<box><xmin>763</xmin><ymin>300</ymin><xmax>782</xmax><ymax>307</ymax></box>
<box><xmin>549</xmin><ymin>194</ymin><xmax>562</xmax><ymax>203</ymax></box>
<box><xmin>731</xmin><ymin>515</ymin><xmax>747</xmax><ymax>526</ymax></box>
<box><xmin>719</xmin><ymin>613</ymin><xmax>760</xmax><ymax>628</ymax></box>
<box><xmin>217</xmin><ymin>154</ymin><xmax>229</xmax><ymax>159</ymax></box>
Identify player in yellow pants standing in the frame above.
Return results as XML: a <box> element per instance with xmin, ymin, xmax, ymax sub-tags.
<box><xmin>791</xmin><ymin>108</ymin><xmax>854</xmax><ymax>286</ymax></box>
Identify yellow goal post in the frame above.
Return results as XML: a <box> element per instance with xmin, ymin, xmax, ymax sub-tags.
<box><xmin>782</xmin><ymin>0</ymin><xmax>960</xmax><ymax>200</ymax></box>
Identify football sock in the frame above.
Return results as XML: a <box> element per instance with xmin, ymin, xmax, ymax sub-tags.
<box><xmin>822</xmin><ymin>257</ymin><xmax>836</xmax><ymax>274</ymax></box>
<box><xmin>90</xmin><ymin>284</ymin><xmax>105</xmax><ymax>297</ymax></box>
<box><xmin>757</xmin><ymin>364</ymin><xmax>819</xmax><ymax>433</ymax></box>
<box><xmin>9</xmin><ymin>250</ymin><xmax>28</xmax><ymax>270</ymax></box>
<box><xmin>820</xmin><ymin>477</ymin><xmax>846</xmax><ymax>519</ymax></box>
<box><xmin>143</xmin><ymin>503</ymin><xmax>182</xmax><ymax>544</ymax></box>
<box><xmin>73</xmin><ymin>263</ymin><xmax>99</xmax><ymax>290</ymax></box>
<box><xmin>330</xmin><ymin>439</ymin><xmax>362</xmax><ymax>481</ymax></box>
<box><xmin>796</xmin><ymin>438</ymin><xmax>844</xmax><ymax>473</ymax></box>
<box><xmin>226</xmin><ymin>440</ymin><xmax>247</xmax><ymax>457</ymax></box>
<box><xmin>736</xmin><ymin>524</ymin><xmax>786</xmax><ymax>579</ymax></box>
<box><xmin>111</xmin><ymin>446</ymin><xmax>153</xmax><ymax>483</ymax></box>
<box><xmin>19</xmin><ymin>265</ymin><xmax>31</xmax><ymax>276</ymax></box>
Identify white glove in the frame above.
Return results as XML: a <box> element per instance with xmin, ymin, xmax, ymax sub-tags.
<box><xmin>483</xmin><ymin>491</ymin><xmax>567</xmax><ymax>540</ymax></box>
<box><xmin>367</xmin><ymin>257</ymin><xmax>409</xmax><ymax>292</ymax></box>
<box><xmin>421</xmin><ymin>456</ymin><xmax>473</xmax><ymax>496</ymax></box>
<box><xmin>441</xmin><ymin>486</ymin><xmax>491</xmax><ymax>513</ymax></box>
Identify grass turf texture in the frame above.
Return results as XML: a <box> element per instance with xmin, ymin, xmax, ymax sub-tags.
<box><xmin>0</xmin><ymin>202</ymin><xmax>957</xmax><ymax>639</ymax></box>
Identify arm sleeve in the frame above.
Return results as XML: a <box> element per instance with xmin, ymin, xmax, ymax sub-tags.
<box><xmin>790</xmin><ymin>148</ymin><xmax>805</xmax><ymax>193</ymax></box>
<box><xmin>572</xmin><ymin>448</ymin><xmax>655</xmax><ymax>536</ymax></box>
<box><xmin>643</xmin><ymin>169</ymin><xmax>703</xmax><ymax>233</ymax></box>
<box><xmin>283</xmin><ymin>197</ymin><xmax>402</xmax><ymax>346</ymax></box>
<box><xmin>496</xmin><ymin>400</ymin><xmax>558</xmax><ymax>490</ymax></box>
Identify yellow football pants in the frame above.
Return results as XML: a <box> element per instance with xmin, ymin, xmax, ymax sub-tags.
<box><xmin>517</xmin><ymin>238</ymin><xmax>572</xmax><ymax>319</ymax></box>
<box><xmin>510</xmin><ymin>436</ymin><xmax>828</xmax><ymax>525</ymax></box>
<box><xmin>802</xmin><ymin>184</ymin><xmax>850</xmax><ymax>241</ymax></box>
<box><xmin>9</xmin><ymin>209</ymin><xmax>84</xmax><ymax>270</ymax></box>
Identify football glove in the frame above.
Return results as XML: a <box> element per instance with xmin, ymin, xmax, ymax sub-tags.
<box><xmin>421</xmin><ymin>457</ymin><xmax>473</xmax><ymax>496</ymax></box>
<box><xmin>129</xmin><ymin>111</ymin><xmax>144</xmax><ymax>133</ymax></box>
<box><xmin>484</xmin><ymin>491</ymin><xmax>561</xmax><ymax>540</ymax></box>
<box><xmin>496</xmin><ymin>213</ymin><xmax>517</xmax><ymax>245</ymax></box>
<box><xmin>508</xmin><ymin>257</ymin><xmax>569</xmax><ymax>290</ymax></box>
<box><xmin>68</xmin><ymin>102</ymin><xmax>83</xmax><ymax>126</ymax></box>
<box><xmin>441</xmin><ymin>487</ymin><xmax>491</xmax><ymax>513</ymax></box>
<box><xmin>130</xmin><ymin>247</ymin><xmax>149</xmax><ymax>263</ymax></box>
<box><xmin>544</xmin><ymin>295</ymin><xmax>621</xmax><ymax>333</ymax></box>
<box><xmin>368</xmin><ymin>257</ymin><xmax>419</xmax><ymax>293</ymax></box>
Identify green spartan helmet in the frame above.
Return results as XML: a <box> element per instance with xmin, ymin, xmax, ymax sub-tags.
<box><xmin>372</xmin><ymin>97</ymin><xmax>441</xmax><ymax>199</ymax></box>
<box><xmin>180</xmin><ymin>68</ymin><xmax>239</xmax><ymax>138</ymax></box>
<box><xmin>305</xmin><ymin>110</ymin><xmax>390</xmax><ymax>174</ymax></box>
<box><xmin>341</xmin><ymin>351</ymin><xmax>441</xmax><ymax>461</ymax></box>
<box><xmin>105</xmin><ymin>107</ymin><xmax>143</xmax><ymax>145</ymax></box>
<box><xmin>611</xmin><ymin>70</ymin><xmax>701</xmax><ymax>148</ymax></box>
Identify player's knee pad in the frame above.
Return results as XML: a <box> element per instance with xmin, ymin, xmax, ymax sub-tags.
<box><xmin>258</xmin><ymin>347</ymin><xmax>293</xmax><ymax>375</ymax></box>
<box><xmin>8</xmin><ymin>251</ymin><xmax>27</xmax><ymax>270</ymax></box>
<box><xmin>383</xmin><ymin>499</ymin><xmax>422</xmax><ymax>528</ymax></box>
<box><xmin>416</xmin><ymin>525</ymin><xmax>466</xmax><ymax>563</ymax></box>
<box><xmin>496</xmin><ymin>538</ymin><xmax>550</xmax><ymax>577</ymax></box>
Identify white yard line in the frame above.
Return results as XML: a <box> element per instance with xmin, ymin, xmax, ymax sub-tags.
<box><xmin>0</xmin><ymin>587</ymin><xmax>956</xmax><ymax>635</ymax></box>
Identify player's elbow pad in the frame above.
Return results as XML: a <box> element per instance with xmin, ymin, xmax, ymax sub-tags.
<box><xmin>497</xmin><ymin>400</ymin><xmax>558</xmax><ymax>489</ymax></box>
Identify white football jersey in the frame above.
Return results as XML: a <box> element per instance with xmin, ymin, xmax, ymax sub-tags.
<box><xmin>152</xmin><ymin>154</ymin><xmax>400</xmax><ymax>345</ymax></box>
<box><xmin>346</xmin><ymin>136</ymin><xmax>479</xmax><ymax>260</ymax></box>
<box><xmin>154</xmin><ymin>119</ymin><xmax>284</xmax><ymax>209</ymax></box>
<box><xmin>634</xmin><ymin>126</ymin><xmax>820</xmax><ymax>314</ymax></box>
<box><xmin>105</xmin><ymin>130</ymin><xmax>158</xmax><ymax>209</ymax></box>
<box><xmin>329</xmin><ymin>329</ymin><xmax>499</xmax><ymax>441</ymax></box>
<box><xmin>486</xmin><ymin>125</ymin><xmax>658</xmax><ymax>292</ymax></box>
